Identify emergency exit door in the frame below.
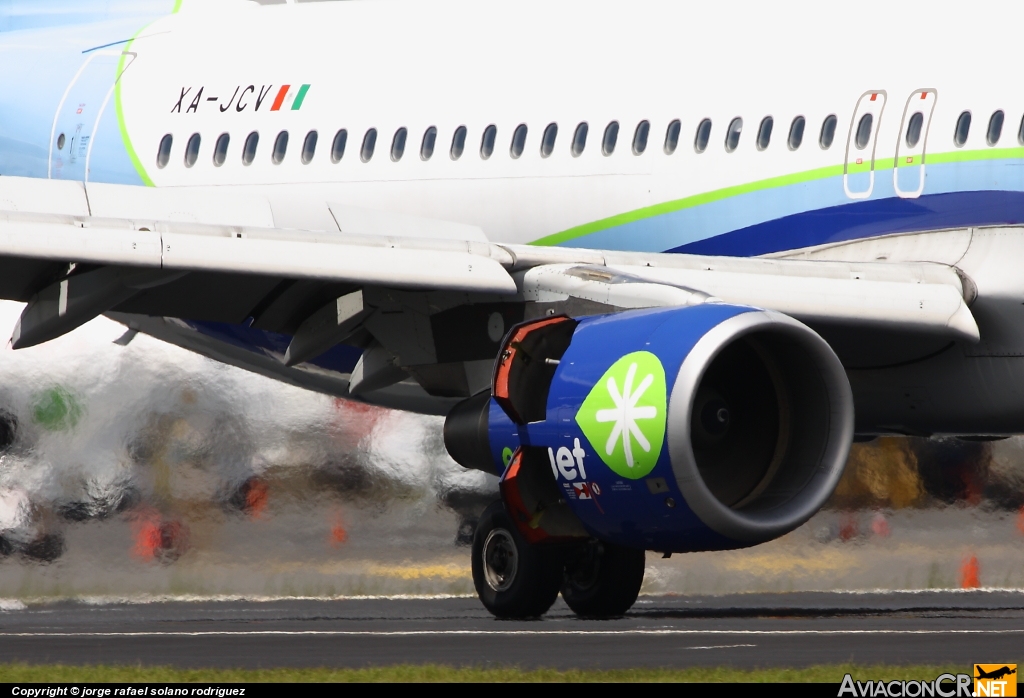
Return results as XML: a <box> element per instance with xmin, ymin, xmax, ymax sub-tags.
<box><xmin>844</xmin><ymin>90</ymin><xmax>887</xmax><ymax>199</ymax></box>
<box><xmin>893</xmin><ymin>89</ymin><xmax>937</xmax><ymax>199</ymax></box>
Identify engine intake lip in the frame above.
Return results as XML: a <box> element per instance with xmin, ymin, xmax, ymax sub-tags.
<box><xmin>667</xmin><ymin>310</ymin><xmax>853</xmax><ymax>544</ymax></box>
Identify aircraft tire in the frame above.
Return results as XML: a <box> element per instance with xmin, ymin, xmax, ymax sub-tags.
<box><xmin>471</xmin><ymin>501</ymin><xmax>563</xmax><ymax>619</ymax></box>
<box><xmin>561</xmin><ymin>539</ymin><xmax>645</xmax><ymax>618</ymax></box>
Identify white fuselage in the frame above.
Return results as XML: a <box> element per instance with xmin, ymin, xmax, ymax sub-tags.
<box><xmin>102</xmin><ymin>0</ymin><xmax>1024</xmax><ymax>248</ymax></box>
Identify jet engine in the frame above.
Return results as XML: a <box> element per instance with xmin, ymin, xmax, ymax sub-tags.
<box><xmin>444</xmin><ymin>304</ymin><xmax>854</xmax><ymax>552</ymax></box>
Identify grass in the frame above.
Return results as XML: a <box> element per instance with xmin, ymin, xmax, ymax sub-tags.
<box><xmin>0</xmin><ymin>663</ymin><xmax>975</xmax><ymax>682</ymax></box>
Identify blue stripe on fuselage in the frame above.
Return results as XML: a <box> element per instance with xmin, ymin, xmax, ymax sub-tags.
<box><xmin>560</xmin><ymin>158</ymin><xmax>1024</xmax><ymax>255</ymax></box>
<box><xmin>675</xmin><ymin>189</ymin><xmax>1024</xmax><ymax>256</ymax></box>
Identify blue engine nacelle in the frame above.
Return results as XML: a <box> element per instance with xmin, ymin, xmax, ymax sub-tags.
<box><xmin>443</xmin><ymin>304</ymin><xmax>854</xmax><ymax>553</ymax></box>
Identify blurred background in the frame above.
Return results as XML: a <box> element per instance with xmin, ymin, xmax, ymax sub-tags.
<box><xmin>0</xmin><ymin>300</ymin><xmax>1021</xmax><ymax>603</ymax></box>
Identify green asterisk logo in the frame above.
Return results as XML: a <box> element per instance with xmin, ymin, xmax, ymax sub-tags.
<box><xmin>575</xmin><ymin>351</ymin><xmax>666</xmax><ymax>479</ymax></box>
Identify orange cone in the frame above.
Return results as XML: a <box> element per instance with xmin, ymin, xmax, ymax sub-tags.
<box><xmin>244</xmin><ymin>478</ymin><xmax>269</xmax><ymax>519</ymax></box>
<box><xmin>330</xmin><ymin>512</ymin><xmax>348</xmax><ymax>547</ymax></box>
<box><xmin>132</xmin><ymin>520</ymin><xmax>161</xmax><ymax>561</ymax></box>
<box><xmin>960</xmin><ymin>554</ymin><xmax>980</xmax><ymax>589</ymax></box>
<box><xmin>870</xmin><ymin>511</ymin><xmax>890</xmax><ymax>538</ymax></box>
<box><xmin>839</xmin><ymin>514</ymin><xmax>858</xmax><ymax>541</ymax></box>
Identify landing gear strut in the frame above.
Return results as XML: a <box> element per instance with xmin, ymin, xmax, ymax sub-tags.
<box><xmin>471</xmin><ymin>501</ymin><xmax>647</xmax><ymax>619</ymax></box>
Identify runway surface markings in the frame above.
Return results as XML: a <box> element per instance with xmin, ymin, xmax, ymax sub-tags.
<box><xmin>1</xmin><ymin>629</ymin><xmax>1022</xmax><ymax>637</ymax></box>
<box><xmin>683</xmin><ymin>644</ymin><xmax>757</xmax><ymax>650</ymax></box>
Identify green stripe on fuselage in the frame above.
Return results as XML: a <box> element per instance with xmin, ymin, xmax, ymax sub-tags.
<box><xmin>532</xmin><ymin>146</ymin><xmax>1024</xmax><ymax>247</ymax></box>
<box><xmin>531</xmin><ymin>164</ymin><xmax>843</xmax><ymax>246</ymax></box>
<box><xmin>927</xmin><ymin>145</ymin><xmax>1024</xmax><ymax>164</ymax></box>
<box><xmin>116</xmin><ymin>27</ymin><xmax>155</xmax><ymax>187</ymax></box>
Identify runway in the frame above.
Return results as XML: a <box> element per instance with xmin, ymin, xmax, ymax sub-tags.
<box><xmin>0</xmin><ymin>591</ymin><xmax>1022</xmax><ymax>669</ymax></box>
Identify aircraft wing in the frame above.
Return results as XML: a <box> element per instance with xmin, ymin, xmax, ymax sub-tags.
<box><xmin>0</xmin><ymin>210</ymin><xmax>515</xmax><ymax>294</ymax></box>
<box><xmin>0</xmin><ymin>176</ymin><xmax>979</xmax><ymax>409</ymax></box>
<box><xmin>512</xmin><ymin>255</ymin><xmax>977</xmax><ymax>342</ymax></box>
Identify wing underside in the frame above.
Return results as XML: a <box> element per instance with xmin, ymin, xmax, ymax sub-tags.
<box><xmin>0</xmin><ymin>176</ymin><xmax>980</xmax><ymax>413</ymax></box>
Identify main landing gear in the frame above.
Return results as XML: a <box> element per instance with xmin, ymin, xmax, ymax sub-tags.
<box><xmin>471</xmin><ymin>501</ymin><xmax>646</xmax><ymax>619</ymax></box>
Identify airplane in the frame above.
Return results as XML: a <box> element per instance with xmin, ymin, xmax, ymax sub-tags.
<box><xmin>0</xmin><ymin>0</ymin><xmax>1022</xmax><ymax>618</ymax></box>
<box><xmin>976</xmin><ymin>667</ymin><xmax>1017</xmax><ymax>681</ymax></box>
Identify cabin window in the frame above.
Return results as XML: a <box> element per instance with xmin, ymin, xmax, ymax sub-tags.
<box><xmin>724</xmin><ymin>117</ymin><xmax>742</xmax><ymax>152</ymax></box>
<box><xmin>540</xmin><ymin>122</ymin><xmax>557</xmax><ymax>158</ymax></box>
<box><xmin>854</xmin><ymin>114</ymin><xmax>873</xmax><ymax>149</ymax></box>
<box><xmin>212</xmin><ymin>133</ymin><xmax>229</xmax><ymax>167</ymax></box>
<box><xmin>421</xmin><ymin>126</ymin><xmax>437</xmax><ymax>160</ymax></box>
<box><xmin>819</xmin><ymin>114</ymin><xmax>837</xmax><ymax>149</ymax></box>
<box><xmin>664</xmin><ymin>119</ymin><xmax>681</xmax><ymax>154</ymax></box>
<box><xmin>184</xmin><ymin>133</ymin><xmax>200</xmax><ymax>168</ymax></box>
<box><xmin>602</xmin><ymin>121</ymin><xmax>619</xmax><ymax>156</ymax></box>
<box><xmin>987</xmin><ymin>110</ymin><xmax>1004</xmax><ymax>146</ymax></box>
<box><xmin>480</xmin><ymin>124</ymin><xmax>496</xmax><ymax>159</ymax></box>
<box><xmin>451</xmin><ymin>125</ymin><xmax>467</xmax><ymax>160</ymax></box>
<box><xmin>272</xmin><ymin>131</ymin><xmax>288</xmax><ymax>164</ymax></box>
<box><xmin>788</xmin><ymin>116</ymin><xmax>805</xmax><ymax>150</ymax></box>
<box><xmin>361</xmin><ymin>128</ymin><xmax>377</xmax><ymax>162</ymax></box>
<box><xmin>571</xmin><ymin>122</ymin><xmax>588</xmax><ymax>157</ymax></box>
<box><xmin>510</xmin><ymin>124</ymin><xmax>528</xmax><ymax>159</ymax></box>
<box><xmin>57</xmin><ymin>133</ymin><xmax>65</xmax><ymax>150</ymax></box>
<box><xmin>756</xmin><ymin>116</ymin><xmax>773</xmax><ymax>151</ymax></box>
<box><xmin>632</xmin><ymin>120</ymin><xmax>650</xmax><ymax>155</ymax></box>
<box><xmin>954</xmin><ymin>111</ymin><xmax>971</xmax><ymax>147</ymax></box>
<box><xmin>331</xmin><ymin>129</ymin><xmax>347</xmax><ymax>163</ymax></box>
<box><xmin>301</xmin><ymin>130</ymin><xmax>317</xmax><ymax>164</ymax></box>
<box><xmin>694</xmin><ymin>118</ymin><xmax>712</xmax><ymax>153</ymax></box>
<box><xmin>242</xmin><ymin>131</ymin><xmax>259</xmax><ymax>165</ymax></box>
<box><xmin>391</xmin><ymin>127</ymin><xmax>407</xmax><ymax>161</ymax></box>
<box><xmin>157</xmin><ymin>134</ymin><xmax>173</xmax><ymax>168</ymax></box>
<box><xmin>905</xmin><ymin>112</ymin><xmax>924</xmax><ymax>148</ymax></box>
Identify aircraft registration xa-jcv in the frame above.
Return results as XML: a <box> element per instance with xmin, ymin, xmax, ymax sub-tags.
<box><xmin>0</xmin><ymin>0</ymin><xmax>1021</xmax><ymax>617</ymax></box>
